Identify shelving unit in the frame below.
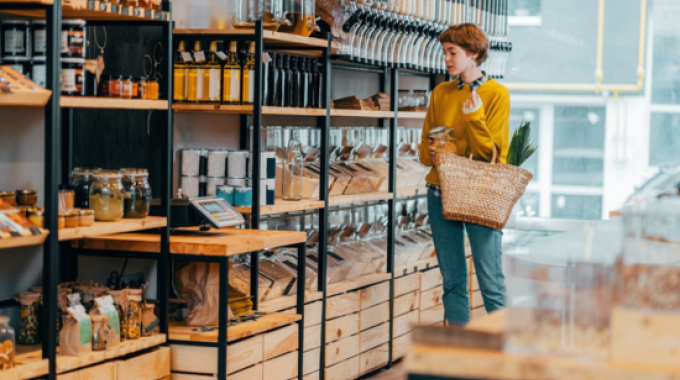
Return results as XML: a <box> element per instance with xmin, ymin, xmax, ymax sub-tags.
<box><xmin>60</xmin><ymin>96</ymin><xmax>169</xmax><ymax>110</ymax></box>
<box><xmin>57</xmin><ymin>217</ymin><xmax>167</xmax><ymax>241</ymax></box>
<box><xmin>169</xmin><ymin>313</ymin><xmax>301</xmax><ymax>343</ymax></box>
<box><xmin>0</xmin><ymin>232</ymin><xmax>49</xmax><ymax>250</ymax></box>
<box><xmin>1</xmin><ymin>1</ymin><xmax>169</xmax><ymax>21</ymax></box>
<box><xmin>0</xmin><ymin>89</ymin><xmax>52</xmax><ymax>107</ymax></box>
<box><xmin>234</xmin><ymin>198</ymin><xmax>326</xmax><ymax>216</ymax></box>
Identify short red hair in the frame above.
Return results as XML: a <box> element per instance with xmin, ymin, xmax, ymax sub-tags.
<box><xmin>439</xmin><ymin>23</ymin><xmax>489</xmax><ymax>66</ymax></box>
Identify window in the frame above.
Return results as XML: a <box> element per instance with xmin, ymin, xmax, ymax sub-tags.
<box><xmin>651</xmin><ymin>0</ymin><xmax>680</xmax><ymax>105</ymax></box>
<box><xmin>551</xmin><ymin>194</ymin><xmax>602</xmax><ymax>220</ymax></box>
<box><xmin>509</xmin><ymin>0</ymin><xmax>541</xmax><ymax>17</ymax></box>
<box><xmin>649</xmin><ymin>113</ymin><xmax>680</xmax><ymax>166</ymax></box>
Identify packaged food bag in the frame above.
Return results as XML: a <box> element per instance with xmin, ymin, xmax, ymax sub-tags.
<box><xmin>140</xmin><ymin>284</ymin><xmax>159</xmax><ymax>337</ymax></box>
<box><xmin>173</xmin><ymin>262</ymin><xmax>234</xmax><ymax>326</ymax></box>
<box><xmin>59</xmin><ymin>294</ymin><xmax>92</xmax><ymax>356</ymax></box>
<box><xmin>108</xmin><ymin>290</ymin><xmax>128</xmax><ymax>342</ymax></box>
<box><xmin>90</xmin><ymin>295</ymin><xmax>120</xmax><ymax>348</ymax></box>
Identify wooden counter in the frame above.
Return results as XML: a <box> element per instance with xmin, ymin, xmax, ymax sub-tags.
<box><xmin>405</xmin><ymin>309</ymin><xmax>680</xmax><ymax>380</ymax></box>
<box><xmin>75</xmin><ymin>227</ymin><xmax>307</xmax><ymax>257</ymax></box>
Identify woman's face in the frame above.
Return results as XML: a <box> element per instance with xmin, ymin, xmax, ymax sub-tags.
<box><xmin>442</xmin><ymin>42</ymin><xmax>478</xmax><ymax>77</ymax></box>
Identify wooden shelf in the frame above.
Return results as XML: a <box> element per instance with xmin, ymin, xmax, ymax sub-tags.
<box><xmin>58</xmin><ymin>216</ymin><xmax>167</xmax><ymax>241</ymax></box>
<box><xmin>76</xmin><ymin>227</ymin><xmax>307</xmax><ymax>256</ymax></box>
<box><xmin>173</xmin><ymin>29</ymin><xmax>328</xmax><ymax>49</ymax></box>
<box><xmin>398</xmin><ymin>111</ymin><xmax>427</xmax><ymax>119</ymax></box>
<box><xmin>396</xmin><ymin>186</ymin><xmax>427</xmax><ymax>198</ymax></box>
<box><xmin>0</xmin><ymin>231</ymin><xmax>49</xmax><ymax>250</ymax></box>
<box><xmin>330</xmin><ymin>109</ymin><xmax>394</xmax><ymax>118</ymax></box>
<box><xmin>258</xmin><ymin>291</ymin><xmax>324</xmax><ymax>313</ymax></box>
<box><xmin>234</xmin><ymin>198</ymin><xmax>326</xmax><ymax>216</ymax></box>
<box><xmin>395</xmin><ymin>256</ymin><xmax>438</xmax><ymax>278</ymax></box>
<box><xmin>172</xmin><ymin>103</ymin><xmax>327</xmax><ymax>116</ymax></box>
<box><xmin>61</xmin><ymin>96</ymin><xmax>168</xmax><ymax>110</ymax></box>
<box><xmin>169</xmin><ymin>312</ymin><xmax>301</xmax><ymax>343</ymax></box>
<box><xmin>329</xmin><ymin>192</ymin><xmax>393</xmax><ymax>207</ymax></box>
<box><xmin>1</xmin><ymin>1</ymin><xmax>169</xmax><ymax>21</ymax></box>
<box><xmin>0</xmin><ymin>89</ymin><xmax>51</xmax><ymax>107</ymax></box>
<box><xmin>0</xmin><ymin>0</ymin><xmax>52</xmax><ymax>4</ymax></box>
<box><xmin>9</xmin><ymin>334</ymin><xmax>165</xmax><ymax>378</ymax></box>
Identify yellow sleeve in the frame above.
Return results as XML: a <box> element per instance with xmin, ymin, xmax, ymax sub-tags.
<box><xmin>463</xmin><ymin>91</ymin><xmax>510</xmax><ymax>163</ymax></box>
<box><xmin>419</xmin><ymin>93</ymin><xmax>436</xmax><ymax>167</ymax></box>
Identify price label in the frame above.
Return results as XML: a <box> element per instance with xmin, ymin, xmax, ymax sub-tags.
<box><xmin>262</xmin><ymin>52</ymin><xmax>272</xmax><ymax>64</ymax></box>
<box><xmin>216</xmin><ymin>51</ymin><xmax>227</xmax><ymax>60</ymax></box>
<box><xmin>180</xmin><ymin>51</ymin><xmax>193</xmax><ymax>63</ymax></box>
<box><xmin>145</xmin><ymin>9</ymin><xmax>153</xmax><ymax>18</ymax></box>
<box><xmin>193</xmin><ymin>51</ymin><xmax>206</xmax><ymax>63</ymax></box>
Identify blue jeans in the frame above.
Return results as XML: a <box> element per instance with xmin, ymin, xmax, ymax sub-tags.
<box><xmin>427</xmin><ymin>190</ymin><xmax>506</xmax><ymax>325</ymax></box>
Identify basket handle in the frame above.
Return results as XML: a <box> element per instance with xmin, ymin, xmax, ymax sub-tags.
<box><xmin>469</xmin><ymin>144</ymin><xmax>500</xmax><ymax>163</ymax></box>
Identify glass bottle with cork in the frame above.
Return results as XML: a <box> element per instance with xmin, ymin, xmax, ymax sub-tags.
<box><xmin>222</xmin><ymin>41</ymin><xmax>242</xmax><ymax>105</ymax></box>
<box><xmin>300</xmin><ymin>57</ymin><xmax>311</xmax><ymax>108</ymax></box>
<box><xmin>187</xmin><ymin>40</ymin><xmax>205</xmax><ymax>103</ymax></box>
<box><xmin>286</xmin><ymin>55</ymin><xmax>296</xmax><ymax>107</ymax></box>
<box><xmin>275</xmin><ymin>53</ymin><xmax>287</xmax><ymax>107</ymax></box>
<box><xmin>289</xmin><ymin>56</ymin><xmax>300</xmax><ymax>108</ymax></box>
<box><xmin>203</xmin><ymin>40</ymin><xmax>222</xmax><ymax>104</ymax></box>
<box><xmin>173</xmin><ymin>40</ymin><xmax>191</xmax><ymax>102</ymax></box>
<box><xmin>266</xmin><ymin>52</ymin><xmax>278</xmax><ymax>106</ymax></box>
<box><xmin>310</xmin><ymin>58</ymin><xmax>320</xmax><ymax>108</ymax></box>
<box><xmin>242</xmin><ymin>42</ymin><xmax>256</xmax><ymax>105</ymax></box>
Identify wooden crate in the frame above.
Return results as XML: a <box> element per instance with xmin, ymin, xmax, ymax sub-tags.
<box><xmin>282</xmin><ymin>301</ymin><xmax>323</xmax><ymax>328</ymax></box>
<box><xmin>392</xmin><ymin>332</ymin><xmax>412</xmax><ymax>360</ymax></box>
<box><xmin>359</xmin><ymin>323</ymin><xmax>390</xmax><ymax>353</ymax></box>
<box><xmin>470</xmin><ymin>272</ymin><xmax>479</xmax><ymax>292</ymax></box>
<box><xmin>304</xmin><ymin>324</ymin><xmax>322</xmax><ymax>352</ymax></box>
<box><xmin>264</xmin><ymin>324</ymin><xmax>299</xmax><ymax>360</ymax></box>
<box><xmin>58</xmin><ymin>362</ymin><xmax>115</xmax><ymax>380</ymax></box>
<box><xmin>325</xmin><ymin>334</ymin><xmax>360</xmax><ymax>366</ymax></box>
<box><xmin>303</xmin><ymin>372</ymin><xmax>319</xmax><ymax>380</ymax></box>
<box><xmin>393</xmin><ymin>310</ymin><xmax>419</xmax><ymax>338</ymax></box>
<box><xmin>304</xmin><ymin>348</ymin><xmax>321</xmax><ymax>375</ymax></box>
<box><xmin>359</xmin><ymin>343</ymin><xmax>389</xmax><ymax>376</ymax></box>
<box><xmin>263</xmin><ymin>351</ymin><xmax>297</xmax><ymax>380</ymax></box>
<box><xmin>420</xmin><ymin>286</ymin><xmax>443</xmax><ymax>311</ymax></box>
<box><xmin>229</xmin><ymin>364</ymin><xmax>263</xmax><ymax>380</ymax></box>
<box><xmin>326</xmin><ymin>292</ymin><xmax>361</xmax><ymax>320</ymax></box>
<box><xmin>116</xmin><ymin>347</ymin><xmax>170</xmax><ymax>380</ymax></box>
<box><xmin>170</xmin><ymin>334</ymin><xmax>263</xmax><ymax>375</ymax></box>
<box><xmin>326</xmin><ymin>313</ymin><xmax>360</xmax><ymax>344</ymax></box>
<box><xmin>420</xmin><ymin>268</ymin><xmax>443</xmax><ymax>292</ymax></box>
<box><xmin>420</xmin><ymin>304</ymin><xmax>445</xmax><ymax>326</ymax></box>
<box><xmin>171</xmin><ymin>374</ymin><xmax>217</xmax><ymax>380</ymax></box>
<box><xmin>359</xmin><ymin>302</ymin><xmax>390</xmax><ymax>331</ymax></box>
<box><xmin>471</xmin><ymin>290</ymin><xmax>484</xmax><ymax>309</ymax></box>
<box><xmin>394</xmin><ymin>273</ymin><xmax>420</xmax><ymax>297</ymax></box>
<box><xmin>324</xmin><ymin>355</ymin><xmax>360</xmax><ymax>380</ymax></box>
<box><xmin>393</xmin><ymin>291</ymin><xmax>419</xmax><ymax>317</ymax></box>
<box><xmin>359</xmin><ymin>282</ymin><xmax>390</xmax><ymax>310</ymax></box>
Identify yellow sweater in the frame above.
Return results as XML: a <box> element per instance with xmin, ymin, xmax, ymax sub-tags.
<box><xmin>419</xmin><ymin>78</ymin><xmax>511</xmax><ymax>186</ymax></box>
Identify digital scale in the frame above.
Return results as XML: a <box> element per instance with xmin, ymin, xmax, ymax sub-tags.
<box><xmin>151</xmin><ymin>196</ymin><xmax>244</xmax><ymax>232</ymax></box>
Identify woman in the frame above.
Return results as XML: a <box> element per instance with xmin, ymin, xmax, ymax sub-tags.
<box><xmin>419</xmin><ymin>23</ymin><xmax>510</xmax><ymax>325</ymax></box>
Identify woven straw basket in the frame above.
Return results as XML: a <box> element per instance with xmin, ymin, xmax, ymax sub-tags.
<box><xmin>434</xmin><ymin>146</ymin><xmax>533</xmax><ymax>230</ymax></box>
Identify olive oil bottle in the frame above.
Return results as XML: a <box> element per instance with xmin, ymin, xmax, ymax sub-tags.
<box><xmin>222</xmin><ymin>41</ymin><xmax>241</xmax><ymax>105</ymax></box>
<box><xmin>242</xmin><ymin>42</ymin><xmax>256</xmax><ymax>105</ymax></box>
<box><xmin>173</xmin><ymin>40</ymin><xmax>190</xmax><ymax>102</ymax></box>
<box><xmin>202</xmin><ymin>41</ymin><xmax>221</xmax><ymax>103</ymax></box>
<box><xmin>187</xmin><ymin>41</ymin><xmax>205</xmax><ymax>103</ymax></box>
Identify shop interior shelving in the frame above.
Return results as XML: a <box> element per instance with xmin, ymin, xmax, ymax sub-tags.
<box><xmin>0</xmin><ymin>231</ymin><xmax>50</xmax><ymax>250</ymax></box>
<box><xmin>60</xmin><ymin>96</ymin><xmax>169</xmax><ymax>110</ymax></box>
<box><xmin>0</xmin><ymin>0</ymin><xmax>170</xmax><ymax>21</ymax></box>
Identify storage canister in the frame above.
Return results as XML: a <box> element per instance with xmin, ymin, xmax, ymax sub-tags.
<box><xmin>180</xmin><ymin>175</ymin><xmax>200</xmax><ymax>198</ymax></box>
<box><xmin>89</xmin><ymin>170</ymin><xmax>124</xmax><ymax>222</ymax></box>
<box><xmin>227</xmin><ymin>151</ymin><xmax>249</xmax><ymax>179</ymax></box>
<box><xmin>31</xmin><ymin>20</ymin><xmax>46</xmax><ymax>57</ymax></box>
<box><xmin>61</xmin><ymin>57</ymin><xmax>85</xmax><ymax>95</ymax></box>
<box><xmin>1</xmin><ymin>20</ymin><xmax>30</xmax><ymax>58</ymax></box>
<box><xmin>72</xmin><ymin>167</ymin><xmax>101</xmax><ymax>209</ymax></box>
<box><xmin>207</xmin><ymin>176</ymin><xmax>225</xmax><ymax>196</ymax></box>
<box><xmin>31</xmin><ymin>56</ymin><xmax>46</xmax><ymax>87</ymax></box>
<box><xmin>61</xmin><ymin>20</ymin><xmax>86</xmax><ymax>58</ymax></box>
<box><xmin>207</xmin><ymin>149</ymin><xmax>229</xmax><ymax>177</ymax></box>
<box><xmin>180</xmin><ymin>148</ymin><xmax>207</xmax><ymax>176</ymax></box>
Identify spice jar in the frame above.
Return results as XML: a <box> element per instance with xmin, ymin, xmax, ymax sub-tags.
<box><xmin>78</xmin><ymin>209</ymin><xmax>95</xmax><ymax>226</ymax></box>
<box><xmin>72</xmin><ymin>167</ymin><xmax>101</xmax><ymax>209</ymax></box>
<box><xmin>58</xmin><ymin>185</ymin><xmax>75</xmax><ymax>212</ymax></box>
<box><xmin>61</xmin><ymin>20</ymin><xmax>86</xmax><ymax>58</ymax></box>
<box><xmin>57</xmin><ymin>211</ymin><xmax>66</xmax><ymax>229</ymax></box>
<box><xmin>62</xmin><ymin>58</ymin><xmax>86</xmax><ymax>96</ymax></box>
<box><xmin>122</xmin><ymin>76</ymin><xmax>133</xmax><ymax>99</ymax></box>
<box><xmin>1</xmin><ymin>20</ymin><xmax>30</xmax><ymax>58</ymax></box>
<box><xmin>122</xmin><ymin>168</ymin><xmax>151</xmax><ymax>218</ymax></box>
<box><xmin>141</xmin><ymin>77</ymin><xmax>159</xmax><ymax>100</ymax></box>
<box><xmin>90</xmin><ymin>170</ymin><xmax>124</xmax><ymax>222</ymax></box>
<box><xmin>16</xmin><ymin>189</ymin><xmax>38</xmax><ymax>207</ymax></box>
<box><xmin>27</xmin><ymin>209</ymin><xmax>44</xmax><ymax>228</ymax></box>
<box><xmin>0</xmin><ymin>315</ymin><xmax>16</xmax><ymax>370</ymax></box>
<box><xmin>110</xmin><ymin>75</ymin><xmax>123</xmax><ymax>97</ymax></box>
<box><xmin>0</xmin><ymin>191</ymin><xmax>16</xmax><ymax>206</ymax></box>
<box><xmin>64</xmin><ymin>210</ymin><xmax>79</xmax><ymax>228</ymax></box>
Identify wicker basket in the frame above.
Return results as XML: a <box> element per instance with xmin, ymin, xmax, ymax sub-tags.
<box><xmin>434</xmin><ymin>146</ymin><xmax>533</xmax><ymax>230</ymax></box>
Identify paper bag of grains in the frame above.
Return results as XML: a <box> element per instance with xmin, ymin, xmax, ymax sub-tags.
<box><xmin>90</xmin><ymin>295</ymin><xmax>120</xmax><ymax>347</ymax></box>
<box><xmin>173</xmin><ymin>262</ymin><xmax>234</xmax><ymax>326</ymax></box>
<box><xmin>59</xmin><ymin>294</ymin><xmax>92</xmax><ymax>356</ymax></box>
<box><xmin>140</xmin><ymin>284</ymin><xmax>159</xmax><ymax>336</ymax></box>
<box><xmin>108</xmin><ymin>290</ymin><xmax>128</xmax><ymax>341</ymax></box>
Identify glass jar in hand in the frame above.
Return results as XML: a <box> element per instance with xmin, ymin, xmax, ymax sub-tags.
<box><xmin>89</xmin><ymin>170</ymin><xmax>124</xmax><ymax>222</ymax></box>
<box><xmin>122</xmin><ymin>168</ymin><xmax>151</xmax><ymax>219</ymax></box>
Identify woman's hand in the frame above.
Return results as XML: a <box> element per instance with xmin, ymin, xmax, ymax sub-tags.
<box><xmin>463</xmin><ymin>89</ymin><xmax>482</xmax><ymax>112</ymax></box>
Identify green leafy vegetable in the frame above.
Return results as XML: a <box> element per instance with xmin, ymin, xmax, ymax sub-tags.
<box><xmin>507</xmin><ymin>121</ymin><xmax>537</xmax><ymax>167</ymax></box>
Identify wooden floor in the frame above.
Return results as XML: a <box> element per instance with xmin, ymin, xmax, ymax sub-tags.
<box><xmin>360</xmin><ymin>360</ymin><xmax>405</xmax><ymax>380</ymax></box>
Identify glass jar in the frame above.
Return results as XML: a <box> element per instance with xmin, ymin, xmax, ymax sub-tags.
<box><xmin>127</xmin><ymin>299</ymin><xmax>142</xmax><ymax>340</ymax></box>
<box><xmin>64</xmin><ymin>210</ymin><xmax>79</xmax><ymax>228</ymax></box>
<box><xmin>142</xmin><ymin>78</ymin><xmax>159</xmax><ymax>100</ymax></box>
<box><xmin>61</xmin><ymin>20</ymin><xmax>86</xmax><ymax>58</ymax></box>
<box><xmin>90</xmin><ymin>170</ymin><xmax>124</xmax><ymax>222</ymax></box>
<box><xmin>0</xmin><ymin>316</ymin><xmax>15</xmax><ymax>370</ymax></box>
<box><xmin>231</xmin><ymin>0</ymin><xmax>285</xmax><ymax>31</ymax></box>
<box><xmin>1</xmin><ymin>20</ymin><xmax>30</xmax><ymax>58</ymax></box>
<box><xmin>78</xmin><ymin>209</ymin><xmax>95</xmax><ymax>226</ymax></box>
<box><xmin>279</xmin><ymin>0</ymin><xmax>317</xmax><ymax>36</ymax></box>
<box><xmin>61</xmin><ymin>58</ymin><xmax>86</xmax><ymax>96</ymax></box>
<box><xmin>16</xmin><ymin>189</ymin><xmax>38</xmax><ymax>207</ymax></box>
<box><xmin>58</xmin><ymin>186</ymin><xmax>74</xmax><ymax>212</ymax></box>
<box><xmin>122</xmin><ymin>76</ymin><xmax>133</xmax><ymax>99</ymax></box>
<box><xmin>0</xmin><ymin>191</ymin><xmax>16</xmax><ymax>206</ymax></box>
<box><xmin>57</xmin><ymin>211</ymin><xmax>66</xmax><ymax>229</ymax></box>
<box><xmin>122</xmin><ymin>169</ymin><xmax>151</xmax><ymax>219</ymax></box>
<box><xmin>27</xmin><ymin>209</ymin><xmax>44</xmax><ymax>228</ymax></box>
<box><xmin>15</xmin><ymin>292</ymin><xmax>40</xmax><ymax>345</ymax></box>
<box><xmin>72</xmin><ymin>167</ymin><xmax>100</xmax><ymax>209</ymax></box>
<box><xmin>282</xmin><ymin>132</ymin><xmax>303</xmax><ymax>201</ymax></box>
